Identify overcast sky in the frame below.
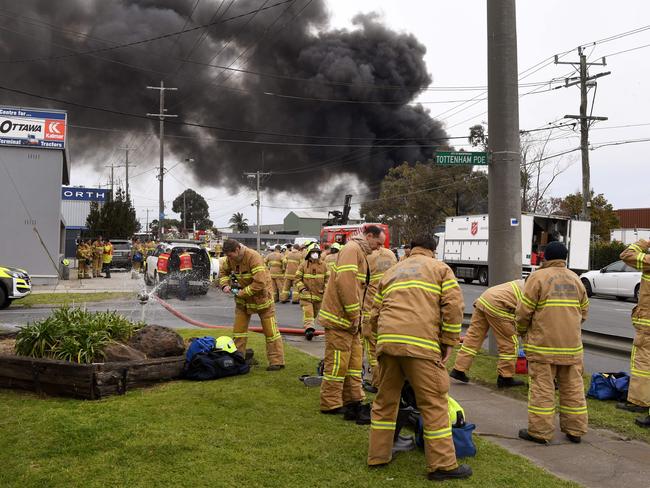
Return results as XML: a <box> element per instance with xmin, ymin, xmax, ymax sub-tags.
<box><xmin>67</xmin><ymin>0</ymin><xmax>650</xmax><ymax>229</ymax></box>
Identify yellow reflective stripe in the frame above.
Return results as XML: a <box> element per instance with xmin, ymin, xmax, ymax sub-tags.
<box><xmin>638</xmin><ymin>252</ymin><xmax>646</xmax><ymax>270</ymax></box>
<box><xmin>373</xmin><ymin>292</ymin><xmax>383</xmax><ymax>304</ymax></box>
<box><xmin>521</xmin><ymin>294</ymin><xmax>537</xmax><ymax>309</ymax></box>
<box><xmin>335</xmin><ymin>264</ymin><xmax>359</xmax><ymax>273</ymax></box>
<box><xmin>370</xmin><ymin>273</ymin><xmax>384</xmax><ymax>282</ymax></box>
<box><xmin>303</xmin><ymin>273</ymin><xmax>325</xmax><ymax>278</ymax></box>
<box><xmin>478</xmin><ymin>296</ymin><xmax>515</xmax><ymax>319</ymax></box>
<box><xmin>346</xmin><ymin>369</ymin><xmax>362</xmax><ymax>377</ymax></box>
<box><xmin>558</xmin><ymin>405</ymin><xmax>588</xmax><ymax>414</ymax></box>
<box><xmin>344</xmin><ymin>303</ymin><xmax>360</xmax><ymax>312</ymax></box>
<box><xmin>524</xmin><ymin>344</ymin><xmax>583</xmax><ymax>355</ymax></box>
<box><xmin>232</xmin><ymin>333</ymin><xmax>248</xmax><ymax>338</ymax></box>
<box><xmin>323</xmin><ymin>374</ymin><xmax>345</xmax><ymax>382</ymax></box>
<box><xmin>266</xmin><ymin>333</ymin><xmax>282</xmax><ymax>342</ymax></box>
<box><xmin>241</xmin><ymin>286</ymin><xmax>254</xmax><ymax>297</ymax></box>
<box><xmin>498</xmin><ymin>354</ymin><xmax>518</xmax><ymax>360</ymax></box>
<box><xmin>528</xmin><ymin>405</ymin><xmax>556</xmax><ymax>415</ymax></box>
<box><xmin>510</xmin><ymin>281</ymin><xmax>524</xmax><ymax>301</ymax></box>
<box><xmin>332</xmin><ymin>350</ymin><xmax>341</xmax><ymax>377</ymax></box>
<box><xmin>377</xmin><ymin>334</ymin><xmax>440</xmax><ymax>353</ymax></box>
<box><xmin>441</xmin><ymin>279</ymin><xmax>458</xmax><ymax>291</ymax></box>
<box><xmin>268</xmin><ymin>260</ymin><xmax>282</xmax><ymax>265</ymax></box>
<box><xmin>459</xmin><ymin>345</ymin><xmax>477</xmax><ymax>356</ymax></box>
<box><xmin>642</xmin><ymin>273</ymin><xmax>650</xmax><ymax>282</ymax></box>
<box><xmin>244</xmin><ymin>299</ymin><xmax>274</xmax><ymax>311</ymax></box>
<box><xmin>632</xmin><ymin>317</ymin><xmax>650</xmax><ymax>327</ymax></box>
<box><xmin>423</xmin><ymin>427</ymin><xmax>452</xmax><ymax>439</ymax></box>
<box><xmin>537</xmin><ymin>299</ymin><xmax>581</xmax><ymax>308</ymax></box>
<box><xmin>629</xmin><ymin>244</ymin><xmax>644</xmax><ymax>253</ymax></box>
<box><xmin>631</xmin><ymin>369</ymin><xmax>650</xmax><ymax>378</ymax></box>
<box><xmin>580</xmin><ymin>298</ymin><xmax>589</xmax><ymax>309</ymax></box>
<box><xmin>356</xmin><ymin>273</ymin><xmax>367</xmax><ymax>282</ymax></box>
<box><xmin>319</xmin><ymin>309</ymin><xmax>352</xmax><ymax>327</ymax></box>
<box><xmin>251</xmin><ymin>266</ymin><xmax>265</xmax><ymax>274</ymax></box>
<box><xmin>287</xmin><ymin>259</ymin><xmax>301</xmax><ymax>263</ymax></box>
<box><xmin>441</xmin><ymin>322</ymin><xmax>461</xmax><ymax>333</ymax></box>
<box><xmin>371</xmin><ymin>420</ymin><xmax>396</xmax><ymax>430</ymax></box>
<box><xmin>219</xmin><ymin>277</ymin><xmax>229</xmax><ymax>285</ymax></box>
<box><xmin>382</xmin><ymin>280</ymin><xmax>442</xmax><ymax>299</ymax></box>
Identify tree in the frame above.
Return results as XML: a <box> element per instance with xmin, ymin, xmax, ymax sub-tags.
<box><xmin>172</xmin><ymin>189</ymin><xmax>213</xmax><ymax>231</ymax></box>
<box><xmin>86</xmin><ymin>188</ymin><xmax>140</xmax><ymax>238</ymax></box>
<box><xmin>360</xmin><ymin>161</ymin><xmax>488</xmax><ymax>244</ymax></box>
<box><xmin>550</xmin><ymin>191</ymin><xmax>620</xmax><ymax>241</ymax></box>
<box><xmin>229</xmin><ymin>212</ymin><xmax>249</xmax><ymax>233</ymax></box>
<box><xmin>468</xmin><ymin>124</ymin><xmax>488</xmax><ymax>150</ymax></box>
<box><xmin>149</xmin><ymin>218</ymin><xmax>182</xmax><ymax>238</ymax></box>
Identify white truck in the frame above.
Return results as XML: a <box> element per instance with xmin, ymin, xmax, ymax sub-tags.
<box><xmin>610</xmin><ymin>228</ymin><xmax>650</xmax><ymax>245</ymax></box>
<box><xmin>436</xmin><ymin>213</ymin><xmax>591</xmax><ymax>285</ymax></box>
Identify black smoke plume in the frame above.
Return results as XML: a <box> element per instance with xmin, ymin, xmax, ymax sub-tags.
<box><xmin>0</xmin><ymin>0</ymin><xmax>448</xmax><ymax>194</ymax></box>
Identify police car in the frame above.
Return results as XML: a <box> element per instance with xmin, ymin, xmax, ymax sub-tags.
<box><xmin>144</xmin><ymin>241</ymin><xmax>212</xmax><ymax>295</ymax></box>
<box><xmin>0</xmin><ymin>265</ymin><xmax>32</xmax><ymax>309</ymax></box>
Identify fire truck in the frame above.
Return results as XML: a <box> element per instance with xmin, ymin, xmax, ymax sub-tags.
<box><xmin>320</xmin><ymin>223</ymin><xmax>390</xmax><ymax>248</ymax></box>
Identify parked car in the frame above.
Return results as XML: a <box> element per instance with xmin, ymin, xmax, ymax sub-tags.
<box><xmin>0</xmin><ymin>265</ymin><xmax>31</xmax><ymax>309</ymax></box>
<box><xmin>144</xmin><ymin>242</ymin><xmax>211</xmax><ymax>295</ymax></box>
<box><xmin>579</xmin><ymin>260</ymin><xmax>641</xmax><ymax>301</ymax></box>
<box><xmin>111</xmin><ymin>239</ymin><xmax>132</xmax><ymax>269</ymax></box>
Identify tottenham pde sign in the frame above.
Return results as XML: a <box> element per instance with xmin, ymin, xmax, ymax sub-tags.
<box><xmin>0</xmin><ymin>106</ymin><xmax>67</xmax><ymax>149</ymax></box>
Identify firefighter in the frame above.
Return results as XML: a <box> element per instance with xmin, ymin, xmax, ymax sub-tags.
<box><xmin>76</xmin><ymin>240</ymin><xmax>88</xmax><ymax>279</ymax></box>
<box><xmin>367</xmin><ymin>235</ymin><xmax>471</xmax><ymax>481</ymax></box>
<box><xmin>515</xmin><ymin>241</ymin><xmax>589</xmax><ymax>444</ymax></box>
<box><xmin>265</xmin><ymin>245</ymin><xmax>285</xmax><ymax>302</ymax></box>
<box><xmin>399</xmin><ymin>244</ymin><xmax>411</xmax><ymax>261</ymax></box>
<box><xmin>92</xmin><ymin>236</ymin><xmax>104</xmax><ymax>277</ymax></box>
<box><xmin>361</xmin><ymin>245</ymin><xmax>397</xmax><ymax>392</ymax></box>
<box><xmin>321</xmin><ymin>242</ymin><xmax>331</xmax><ymax>259</ymax></box>
<box><xmin>218</xmin><ymin>239</ymin><xmax>285</xmax><ymax>371</ymax></box>
<box><xmin>131</xmin><ymin>238</ymin><xmax>144</xmax><ymax>273</ymax></box>
<box><xmin>295</xmin><ymin>244</ymin><xmax>328</xmax><ymax>341</ymax></box>
<box><xmin>451</xmin><ymin>279</ymin><xmax>526</xmax><ymax>388</ymax></box>
<box><xmin>318</xmin><ymin>225</ymin><xmax>385</xmax><ymax>423</ymax></box>
<box><xmin>156</xmin><ymin>247</ymin><xmax>171</xmax><ymax>299</ymax></box>
<box><xmin>280</xmin><ymin>244</ymin><xmax>302</xmax><ymax>304</ymax></box>
<box><xmin>324</xmin><ymin>242</ymin><xmax>341</xmax><ymax>275</ymax></box>
<box><xmin>177</xmin><ymin>249</ymin><xmax>193</xmax><ymax>301</ymax></box>
<box><xmin>618</xmin><ymin>239</ymin><xmax>650</xmax><ymax>427</ymax></box>
<box><xmin>102</xmin><ymin>238</ymin><xmax>113</xmax><ymax>279</ymax></box>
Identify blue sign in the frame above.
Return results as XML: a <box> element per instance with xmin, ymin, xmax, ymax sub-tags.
<box><xmin>0</xmin><ymin>106</ymin><xmax>67</xmax><ymax>149</ymax></box>
<box><xmin>62</xmin><ymin>187</ymin><xmax>109</xmax><ymax>201</ymax></box>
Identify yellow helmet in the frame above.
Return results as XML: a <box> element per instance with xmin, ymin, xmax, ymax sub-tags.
<box><xmin>330</xmin><ymin>242</ymin><xmax>342</xmax><ymax>252</ymax></box>
<box><xmin>215</xmin><ymin>336</ymin><xmax>237</xmax><ymax>354</ymax></box>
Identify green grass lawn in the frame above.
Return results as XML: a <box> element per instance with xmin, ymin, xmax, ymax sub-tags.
<box><xmin>0</xmin><ymin>330</ymin><xmax>578</xmax><ymax>488</ymax></box>
<box><xmin>13</xmin><ymin>292</ymin><xmax>135</xmax><ymax>308</ymax></box>
<box><xmin>449</xmin><ymin>347</ymin><xmax>650</xmax><ymax>444</ymax></box>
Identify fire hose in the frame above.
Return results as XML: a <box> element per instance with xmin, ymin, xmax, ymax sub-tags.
<box><xmin>153</xmin><ymin>295</ymin><xmax>325</xmax><ymax>336</ymax></box>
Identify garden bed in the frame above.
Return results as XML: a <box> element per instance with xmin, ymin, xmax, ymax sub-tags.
<box><xmin>0</xmin><ymin>353</ymin><xmax>184</xmax><ymax>400</ymax></box>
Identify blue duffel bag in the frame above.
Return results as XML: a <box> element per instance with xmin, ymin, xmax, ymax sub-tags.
<box><xmin>587</xmin><ymin>372</ymin><xmax>630</xmax><ymax>401</ymax></box>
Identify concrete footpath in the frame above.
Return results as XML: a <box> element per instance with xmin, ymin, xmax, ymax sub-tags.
<box><xmin>31</xmin><ymin>270</ymin><xmax>144</xmax><ymax>294</ymax></box>
<box><xmin>288</xmin><ymin>336</ymin><xmax>650</xmax><ymax>488</ymax></box>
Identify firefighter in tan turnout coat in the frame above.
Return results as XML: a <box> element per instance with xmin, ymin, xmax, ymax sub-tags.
<box><xmin>280</xmin><ymin>244</ymin><xmax>302</xmax><ymax>303</ymax></box>
<box><xmin>219</xmin><ymin>239</ymin><xmax>285</xmax><ymax>371</ymax></box>
<box><xmin>619</xmin><ymin>239</ymin><xmax>650</xmax><ymax>427</ymax></box>
<box><xmin>515</xmin><ymin>241</ymin><xmax>589</xmax><ymax>444</ymax></box>
<box><xmin>451</xmin><ymin>280</ymin><xmax>526</xmax><ymax>387</ymax></box>
<box><xmin>318</xmin><ymin>226</ymin><xmax>385</xmax><ymax>423</ymax></box>
<box><xmin>367</xmin><ymin>235</ymin><xmax>472</xmax><ymax>481</ymax></box>
<box><xmin>265</xmin><ymin>245</ymin><xmax>285</xmax><ymax>302</ymax></box>
<box><xmin>294</xmin><ymin>244</ymin><xmax>329</xmax><ymax>340</ymax></box>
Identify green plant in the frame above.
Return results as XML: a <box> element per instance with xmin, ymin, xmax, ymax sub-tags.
<box><xmin>591</xmin><ymin>240</ymin><xmax>627</xmax><ymax>270</ymax></box>
<box><xmin>14</xmin><ymin>307</ymin><xmax>144</xmax><ymax>364</ymax></box>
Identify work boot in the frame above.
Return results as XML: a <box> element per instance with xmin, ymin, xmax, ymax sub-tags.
<box><xmin>617</xmin><ymin>402</ymin><xmax>647</xmax><ymax>413</ymax></box>
<box><xmin>245</xmin><ymin>349</ymin><xmax>259</xmax><ymax>366</ymax></box>
<box><xmin>321</xmin><ymin>406</ymin><xmax>344</xmax><ymax>415</ymax></box>
<box><xmin>635</xmin><ymin>415</ymin><xmax>650</xmax><ymax>428</ymax></box>
<box><xmin>356</xmin><ymin>403</ymin><xmax>371</xmax><ymax>425</ymax></box>
<box><xmin>565</xmin><ymin>433</ymin><xmax>581</xmax><ymax>443</ymax></box>
<box><xmin>343</xmin><ymin>401</ymin><xmax>361</xmax><ymax>421</ymax></box>
<box><xmin>427</xmin><ymin>464</ymin><xmax>473</xmax><ymax>481</ymax></box>
<box><xmin>518</xmin><ymin>428</ymin><xmax>548</xmax><ymax>445</ymax></box>
<box><xmin>497</xmin><ymin>375</ymin><xmax>525</xmax><ymax>388</ymax></box>
<box><xmin>266</xmin><ymin>364</ymin><xmax>285</xmax><ymax>371</ymax></box>
<box><xmin>449</xmin><ymin>368</ymin><xmax>470</xmax><ymax>383</ymax></box>
<box><xmin>304</xmin><ymin>327</ymin><xmax>315</xmax><ymax>341</ymax></box>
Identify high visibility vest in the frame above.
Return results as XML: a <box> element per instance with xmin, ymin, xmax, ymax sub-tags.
<box><xmin>102</xmin><ymin>244</ymin><xmax>113</xmax><ymax>264</ymax></box>
<box><xmin>179</xmin><ymin>252</ymin><xmax>193</xmax><ymax>272</ymax></box>
<box><xmin>157</xmin><ymin>253</ymin><xmax>170</xmax><ymax>274</ymax></box>
<box><xmin>448</xmin><ymin>396</ymin><xmax>465</xmax><ymax>426</ymax></box>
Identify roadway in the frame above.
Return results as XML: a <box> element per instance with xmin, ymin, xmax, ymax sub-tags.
<box><xmin>0</xmin><ymin>283</ymin><xmax>636</xmax><ymax>373</ymax></box>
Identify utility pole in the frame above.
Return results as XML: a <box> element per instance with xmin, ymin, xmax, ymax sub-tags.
<box><xmin>104</xmin><ymin>163</ymin><xmax>115</xmax><ymax>199</ymax></box>
<box><xmin>244</xmin><ymin>170</ymin><xmax>272</xmax><ymax>252</ymax></box>
<box><xmin>116</xmin><ymin>147</ymin><xmax>137</xmax><ymax>201</ymax></box>
<box><xmin>146</xmin><ymin>209</ymin><xmax>150</xmax><ymax>235</ymax></box>
<box><xmin>487</xmin><ymin>0</ymin><xmax>522</xmax><ymax>354</ymax></box>
<box><xmin>555</xmin><ymin>48</ymin><xmax>609</xmax><ymax>220</ymax></box>
<box><xmin>146</xmin><ymin>81</ymin><xmax>177</xmax><ymax>235</ymax></box>
<box><xmin>183</xmin><ymin>191</ymin><xmax>187</xmax><ymax>233</ymax></box>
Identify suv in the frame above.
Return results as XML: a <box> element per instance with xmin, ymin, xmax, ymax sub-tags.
<box><xmin>144</xmin><ymin>242</ymin><xmax>211</xmax><ymax>295</ymax></box>
<box><xmin>0</xmin><ymin>265</ymin><xmax>32</xmax><ymax>309</ymax></box>
<box><xmin>110</xmin><ymin>239</ymin><xmax>132</xmax><ymax>269</ymax></box>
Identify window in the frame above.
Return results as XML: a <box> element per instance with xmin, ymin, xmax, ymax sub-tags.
<box><xmin>603</xmin><ymin>261</ymin><xmax>626</xmax><ymax>273</ymax></box>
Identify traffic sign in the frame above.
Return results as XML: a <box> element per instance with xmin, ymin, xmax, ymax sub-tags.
<box><xmin>435</xmin><ymin>151</ymin><xmax>489</xmax><ymax>166</ymax></box>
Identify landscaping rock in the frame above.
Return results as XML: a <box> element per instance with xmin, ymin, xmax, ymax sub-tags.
<box><xmin>103</xmin><ymin>342</ymin><xmax>146</xmax><ymax>362</ymax></box>
<box><xmin>128</xmin><ymin>325</ymin><xmax>185</xmax><ymax>358</ymax></box>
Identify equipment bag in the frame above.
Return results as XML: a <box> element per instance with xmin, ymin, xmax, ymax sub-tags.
<box><xmin>515</xmin><ymin>345</ymin><xmax>528</xmax><ymax>375</ymax></box>
<box><xmin>587</xmin><ymin>372</ymin><xmax>630</xmax><ymax>401</ymax></box>
<box><xmin>185</xmin><ymin>336</ymin><xmax>216</xmax><ymax>363</ymax></box>
<box><xmin>183</xmin><ymin>350</ymin><xmax>250</xmax><ymax>381</ymax></box>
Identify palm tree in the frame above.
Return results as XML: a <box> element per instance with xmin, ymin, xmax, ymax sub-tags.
<box><xmin>229</xmin><ymin>212</ymin><xmax>249</xmax><ymax>233</ymax></box>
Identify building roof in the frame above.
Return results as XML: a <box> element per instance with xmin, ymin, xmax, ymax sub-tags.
<box><xmin>615</xmin><ymin>208</ymin><xmax>650</xmax><ymax>228</ymax></box>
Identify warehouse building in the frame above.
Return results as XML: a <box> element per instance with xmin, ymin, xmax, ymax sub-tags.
<box><xmin>0</xmin><ymin>106</ymin><xmax>69</xmax><ymax>284</ymax></box>
<box><xmin>61</xmin><ymin>187</ymin><xmax>110</xmax><ymax>257</ymax></box>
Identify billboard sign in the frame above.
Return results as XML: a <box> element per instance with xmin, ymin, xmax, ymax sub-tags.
<box><xmin>61</xmin><ymin>187</ymin><xmax>109</xmax><ymax>201</ymax></box>
<box><xmin>0</xmin><ymin>106</ymin><xmax>67</xmax><ymax>149</ymax></box>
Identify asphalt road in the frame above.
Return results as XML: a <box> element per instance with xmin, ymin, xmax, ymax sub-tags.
<box><xmin>0</xmin><ymin>283</ymin><xmax>636</xmax><ymax>373</ymax></box>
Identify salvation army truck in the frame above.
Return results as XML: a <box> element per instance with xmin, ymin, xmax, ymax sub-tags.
<box><xmin>436</xmin><ymin>213</ymin><xmax>591</xmax><ymax>285</ymax></box>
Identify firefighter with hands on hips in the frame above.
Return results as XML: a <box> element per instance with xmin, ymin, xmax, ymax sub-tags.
<box><xmin>219</xmin><ymin>239</ymin><xmax>285</xmax><ymax>371</ymax></box>
<box><xmin>294</xmin><ymin>243</ymin><xmax>329</xmax><ymax>341</ymax></box>
<box><xmin>367</xmin><ymin>234</ymin><xmax>471</xmax><ymax>481</ymax></box>
<box><xmin>360</xmin><ymin>245</ymin><xmax>397</xmax><ymax>393</ymax></box>
<box><xmin>281</xmin><ymin>244</ymin><xmax>303</xmax><ymax>304</ymax></box>
<box><xmin>451</xmin><ymin>279</ymin><xmax>526</xmax><ymax>388</ymax></box>
<box><xmin>618</xmin><ymin>239</ymin><xmax>650</xmax><ymax>427</ymax></box>
<box><xmin>515</xmin><ymin>241</ymin><xmax>589</xmax><ymax>444</ymax></box>
<box><xmin>318</xmin><ymin>225</ymin><xmax>385</xmax><ymax>424</ymax></box>
<box><xmin>92</xmin><ymin>236</ymin><xmax>104</xmax><ymax>277</ymax></box>
<box><xmin>265</xmin><ymin>245</ymin><xmax>285</xmax><ymax>303</ymax></box>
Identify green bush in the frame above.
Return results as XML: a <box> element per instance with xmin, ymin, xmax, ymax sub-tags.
<box><xmin>14</xmin><ymin>307</ymin><xmax>144</xmax><ymax>363</ymax></box>
<box><xmin>590</xmin><ymin>240</ymin><xmax>627</xmax><ymax>270</ymax></box>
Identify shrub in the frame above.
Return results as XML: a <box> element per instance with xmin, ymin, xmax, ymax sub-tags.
<box><xmin>590</xmin><ymin>240</ymin><xmax>627</xmax><ymax>270</ymax></box>
<box><xmin>14</xmin><ymin>307</ymin><xmax>144</xmax><ymax>363</ymax></box>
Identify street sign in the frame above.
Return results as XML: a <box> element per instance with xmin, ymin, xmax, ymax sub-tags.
<box><xmin>435</xmin><ymin>151</ymin><xmax>489</xmax><ymax>166</ymax></box>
